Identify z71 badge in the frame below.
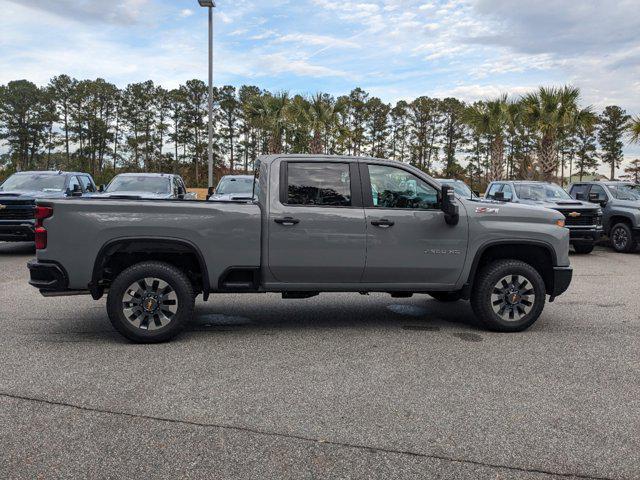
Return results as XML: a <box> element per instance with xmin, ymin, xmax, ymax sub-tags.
<box><xmin>475</xmin><ymin>207</ymin><xmax>500</xmax><ymax>214</ymax></box>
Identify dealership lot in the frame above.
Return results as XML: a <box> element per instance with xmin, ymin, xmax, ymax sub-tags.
<box><xmin>0</xmin><ymin>242</ymin><xmax>638</xmax><ymax>480</ymax></box>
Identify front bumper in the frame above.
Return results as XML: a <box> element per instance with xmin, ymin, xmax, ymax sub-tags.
<box><xmin>568</xmin><ymin>226</ymin><xmax>603</xmax><ymax>244</ymax></box>
<box><xmin>27</xmin><ymin>260</ymin><xmax>68</xmax><ymax>292</ymax></box>
<box><xmin>0</xmin><ymin>222</ymin><xmax>35</xmax><ymax>242</ymax></box>
<box><xmin>550</xmin><ymin>266</ymin><xmax>573</xmax><ymax>300</ymax></box>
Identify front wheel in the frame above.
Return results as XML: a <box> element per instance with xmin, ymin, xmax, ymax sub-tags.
<box><xmin>573</xmin><ymin>243</ymin><xmax>594</xmax><ymax>254</ymax></box>
<box><xmin>471</xmin><ymin>260</ymin><xmax>546</xmax><ymax>332</ymax></box>
<box><xmin>610</xmin><ymin>223</ymin><xmax>637</xmax><ymax>253</ymax></box>
<box><xmin>107</xmin><ymin>261</ymin><xmax>195</xmax><ymax>343</ymax></box>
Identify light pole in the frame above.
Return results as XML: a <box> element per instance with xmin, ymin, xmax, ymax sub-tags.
<box><xmin>198</xmin><ymin>0</ymin><xmax>216</xmax><ymax>190</ymax></box>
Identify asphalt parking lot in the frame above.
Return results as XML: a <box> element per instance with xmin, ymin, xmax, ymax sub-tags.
<box><xmin>0</xmin><ymin>242</ymin><xmax>638</xmax><ymax>480</ymax></box>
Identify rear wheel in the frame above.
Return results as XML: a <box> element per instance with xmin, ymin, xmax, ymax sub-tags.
<box><xmin>107</xmin><ymin>261</ymin><xmax>194</xmax><ymax>343</ymax></box>
<box><xmin>610</xmin><ymin>223</ymin><xmax>637</xmax><ymax>253</ymax></box>
<box><xmin>428</xmin><ymin>291</ymin><xmax>463</xmax><ymax>302</ymax></box>
<box><xmin>471</xmin><ymin>260</ymin><xmax>546</xmax><ymax>332</ymax></box>
<box><xmin>573</xmin><ymin>243</ymin><xmax>594</xmax><ymax>254</ymax></box>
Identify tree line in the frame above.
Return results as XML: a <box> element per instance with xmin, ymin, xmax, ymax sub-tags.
<box><xmin>1</xmin><ymin>76</ymin><xmax>639</xmax><ymax>188</ymax></box>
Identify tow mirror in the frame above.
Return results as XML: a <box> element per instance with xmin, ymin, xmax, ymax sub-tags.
<box><xmin>589</xmin><ymin>192</ymin><xmax>607</xmax><ymax>206</ymax></box>
<box><xmin>67</xmin><ymin>184</ymin><xmax>83</xmax><ymax>197</ymax></box>
<box><xmin>441</xmin><ymin>185</ymin><xmax>459</xmax><ymax>226</ymax></box>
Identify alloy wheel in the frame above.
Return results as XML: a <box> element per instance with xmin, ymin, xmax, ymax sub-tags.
<box><xmin>122</xmin><ymin>277</ymin><xmax>178</xmax><ymax>330</ymax></box>
<box><xmin>491</xmin><ymin>274</ymin><xmax>536</xmax><ymax>321</ymax></box>
<box><xmin>612</xmin><ymin>227</ymin><xmax>629</xmax><ymax>250</ymax></box>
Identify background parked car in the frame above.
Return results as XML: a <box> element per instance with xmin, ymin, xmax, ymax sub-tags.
<box><xmin>485</xmin><ymin>180</ymin><xmax>602</xmax><ymax>254</ymax></box>
<box><xmin>436</xmin><ymin>179</ymin><xmax>479</xmax><ymax>198</ymax></box>
<box><xmin>208</xmin><ymin>175</ymin><xmax>257</xmax><ymax>201</ymax></box>
<box><xmin>99</xmin><ymin>173</ymin><xmax>196</xmax><ymax>200</ymax></box>
<box><xmin>0</xmin><ymin>171</ymin><xmax>96</xmax><ymax>242</ymax></box>
<box><xmin>569</xmin><ymin>181</ymin><xmax>640</xmax><ymax>253</ymax></box>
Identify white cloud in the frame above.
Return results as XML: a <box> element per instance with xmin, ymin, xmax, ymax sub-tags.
<box><xmin>179</xmin><ymin>9</ymin><xmax>194</xmax><ymax>18</ymax></box>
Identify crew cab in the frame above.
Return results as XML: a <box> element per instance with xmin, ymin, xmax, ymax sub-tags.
<box><xmin>28</xmin><ymin>155</ymin><xmax>572</xmax><ymax>343</ymax></box>
<box><xmin>485</xmin><ymin>180</ymin><xmax>602</xmax><ymax>254</ymax></box>
<box><xmin>569</xmin><ymin>181</ymin><xmax>640</xmax><ymax>253</ymax></box>
<box><xmin>99</xmin><ymin>173</ymin><xmax>196</xmax><ymax>200</ymax></box>
<box><xmin>0</xmin><ymin>171</ymin><xmax>96</xmax><ymax>243</ymax></box>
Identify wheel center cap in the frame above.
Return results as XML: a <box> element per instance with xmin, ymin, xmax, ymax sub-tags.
<box><xmin>506</xmin><ymin>292</ymin><xmax>520</xmax><ymax>305</ymax></box>
<box><xmin>143</xmin><ymin>296</ymin><xmax>159</xmax><ymax>313</ymax></box>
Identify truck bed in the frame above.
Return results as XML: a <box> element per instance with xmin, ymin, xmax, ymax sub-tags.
<box><xmin>36</xmin><ymin>198</ymin><xmax>262</xmax><ymax>291</ymax></box>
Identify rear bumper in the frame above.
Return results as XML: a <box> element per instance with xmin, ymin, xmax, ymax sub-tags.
<box><xmin>550</xmin><ymin>266</ymin><xmax>573</xmax><ymax>299</ymax></box>
<box><xmin>27</xmin><ymin>260</ymin><xmax>68</xmax><ymax>292</ymax></box>
<box><xmin>0</xmin><ymin>222</ymin><xmax>35</xmax><ymax>242</ymax></box>
<box><xmin>568</xmin><ymin>226</ymin><xmax>602</xmax><ymax>244</ymax></box>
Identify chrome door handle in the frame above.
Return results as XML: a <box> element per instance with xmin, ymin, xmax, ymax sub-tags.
<box><xmin>274</xmin><ymin>217</ymin><xmax>300</xmax><ymax>226</ymax></box>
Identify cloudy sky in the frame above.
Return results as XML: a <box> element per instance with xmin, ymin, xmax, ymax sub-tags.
<box><xmin>1</xmin><ymin>0</ymin><xmax>638</xmax><ymax>158</ymax></box>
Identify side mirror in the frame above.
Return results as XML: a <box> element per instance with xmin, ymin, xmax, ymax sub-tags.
<box><xmin>575</xmin><ymin>192</ymin><xmax>586</xmax><ymax>201</ymax></box>
<box><xmin>493</xmin><ymin>191</ymin><xmax>505</xmax><ymax>201</ymax></box>
<box><xmin>441</xmin><ymin>185</ymin><xmax>459</xmax><ymax>226</ymax></box>
<box><xmin>98</xmin><ymin>184</ymin><xmax>105</xmax><ymax>193</ymax></box>
<box><xmin>206</xmin><ymin>186</ymin><xmax>215</xmax><ymax>201</ymax></box>
<box><xmin>473</xmin><ymin>190</ymin><xmax>480</xmax><ymax>197</ymax></box>
<box><xmin>589</xmin><ymin>192</ymin><xmax>607</xmax><ymax>206</ymax></box>
<box><xmin>67</xmin><ymin>184</ymin><xmax>83</xmax><ymax>197</ymax></box>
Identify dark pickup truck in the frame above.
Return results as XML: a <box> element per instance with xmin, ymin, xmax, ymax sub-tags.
<box><xmin>0</xmin><ymin>171</ymin><xmax>96</xmax><ymax>243</ymax></box>
<box><xmin>485</xmin><ymin>181</ymin><xmax>602</xmax><ymax>254</ymax></box>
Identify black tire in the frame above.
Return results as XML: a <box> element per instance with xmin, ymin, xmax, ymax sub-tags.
<box><xmin>107</xmin><ymin>261</ymin><xmax>194</xmax><ymax>343</ymax></box>
<box><xmin>573</xmin><ymin>243</ymin><xmax>594</xmax><ymax>254</ymax></box>
<box><xmin>610</xmin><ymin>223</ymin><xmax>637</xmax><ymax>253</ymax></box>
<box><xmin>428</xmin><ymin>291</ymin><xmax>463</xmax><ymax>302</ymax></box>
<box><xmin>470</xmin><ymin>259</ymin><xmax>546</xmax><ymax>332</ymax></box>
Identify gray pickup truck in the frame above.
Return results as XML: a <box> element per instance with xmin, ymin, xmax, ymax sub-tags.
<box><xmin>568</xmin><ymin>181</ymin><xmax>640</xmax><ymax>253</ymax></box>
<box><xmin>28</xmin><ymin>155</ymin><xmax>572</xmax><ymax>343</ymax></box>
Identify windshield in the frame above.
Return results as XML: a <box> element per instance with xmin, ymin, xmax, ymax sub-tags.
<box><xmin>0</xmin><ymin>174</ymin><xmax>66</xmax><ymax>193</ymax></box>
<box><xmin>439</xmin><ymin>180</ymin><xmax>475</xmax><ymax>198</ymax></box>
<box><xmin>514</xmin><ymin>183</ymin><xmax>572</xmax><ymax>201</ymax></box>
<box><xmin>106</xmin><ymin>176</ymin><xmax>171</xmax><ymax>194</ymax></box>
<box><xmin>607</xmin><ymin>184</ymin><xmax>640</xmax><ymax>200</ymax></box>
<box><xmin>215</xmin><ymin>177</ymin><xmax>255</xmax><ymax>195</ymax></box>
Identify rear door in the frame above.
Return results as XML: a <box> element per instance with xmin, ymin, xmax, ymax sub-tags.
<box><xmin>267</xmin><ymin>160</ymin><xmax>366</xmax><ymax>284</ymax></box>
<box><xmin>361</xmin><ymin>162</ymin><xmax>468</xmax><ymax>286</ymax></box>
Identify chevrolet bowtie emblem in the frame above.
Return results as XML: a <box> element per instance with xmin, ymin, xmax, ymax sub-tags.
<box><xmin>568</xmin><ymin>212</ymin><xmax>581</xmax><ymax>218</ymax></box>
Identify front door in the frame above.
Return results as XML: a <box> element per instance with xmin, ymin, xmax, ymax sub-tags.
<box><xmin>268</xmin><ymin>160</ymin><xmax>366</xmax><ymax>284</ymax></box>
<box><xmin>361</xmin><ymin>163</ymin><xmax>468</xmax><ymax>286</ymax></box>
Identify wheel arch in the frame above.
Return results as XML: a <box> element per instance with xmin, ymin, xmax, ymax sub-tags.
<box><xmin>90</xmin><ymin>237</ymin><xmax>210</xmax><ymax>300</ymax></box>
<box><xmin>466</xmin><ymin>240</ymin><xmax>556</xmax><ymax>296</ymax></box>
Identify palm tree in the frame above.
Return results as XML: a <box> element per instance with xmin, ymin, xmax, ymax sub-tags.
<box><xmin>521</xmin><ymin>86</ymin><xmax>594</xmax><ymax>181</ymax></box>
<box><xmin>248</xmin><ymin>92</ymin><xmax>289</xmax><ymax>154</ymax></box>
<box><xmin>630</xmin><ymin>116</ymin><xmax>640</xmax><ymax>144</ymax></box>
<box><xmin>464</xmin><ymin>95</ymin><xmax>509</xmax><ymax>182</ymax></box>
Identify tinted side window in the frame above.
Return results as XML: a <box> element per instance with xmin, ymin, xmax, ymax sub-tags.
<box><xmin>486</xmin><ymin>183</ymin><xmax>502</xmax><ymax>199</ymax></box>
<box><xmin>79</xmin><ymin>176</ymin><xmax>95</xmax><ymax>192</ymax></box>
<box><xmin>368</xmin><ymin>164</ymin><xmax>438</xmax><ymax>209</ymax></box>
<box><xmin>589</xmin><ymin>185</ymin><xmax>607</xmax><ymax>202</ymax></box>
<box><xmin>570</xmin><ymin>184</ymin><xmax>589</xmax><ymax>199</ymax></box>
<box><xmin>286</xmin><ymin>163</ymin><xmax>351</xmax><ymax>207</ymax></box>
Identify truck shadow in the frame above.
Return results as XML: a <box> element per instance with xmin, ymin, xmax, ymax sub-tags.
<box><xmin>187</xmin><ymin>297</ymin><xmax>483</xmax><ymax>336</ymax></box>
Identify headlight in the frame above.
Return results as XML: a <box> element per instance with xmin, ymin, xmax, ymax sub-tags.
<box><xmin>556</xmin><ymin>219</ymin><xmax>566</xmax><ymax>228</ymax></box>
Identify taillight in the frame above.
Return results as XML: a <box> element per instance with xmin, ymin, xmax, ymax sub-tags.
<box><xmin>34</xmin><ymin>206</ymin><xmax>53</xmax><ymax>250</ymax></box>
